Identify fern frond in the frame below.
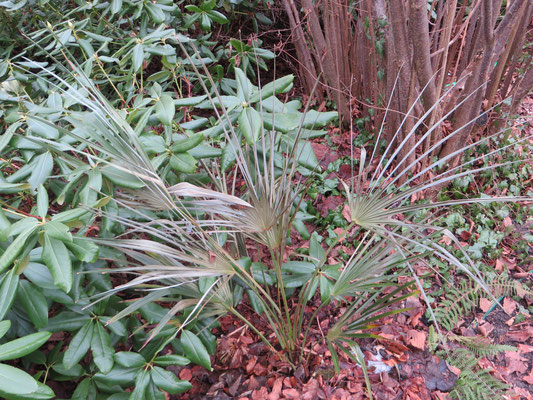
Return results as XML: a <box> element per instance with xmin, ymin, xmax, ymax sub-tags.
<box><xmin>441</xmin><ymin>348</ymin><xmax>509</xmax><ymax>400</ymax></box>
<box><xmin>427</xmin><ymin>325</ymin><xmax>441</xmax><ymax>352</ymax></box>
<box><xmin>433</xmin><ymin>280</ymin><xmax>480</xmax><ymax>331</ymax></box>
<box><xmin>489</xmin><ymin>272</ymin><xmax>533</xmax><ymax>299</ymax></box>
<box><xmin>432</xmin><ymin>272</ymin><xmax>531</xmax><ymax>332</ymax></box>
<box><xmin>450</xmin><ymin>335</ymin><xmax>516</xmax><ymax>357</ymax></box>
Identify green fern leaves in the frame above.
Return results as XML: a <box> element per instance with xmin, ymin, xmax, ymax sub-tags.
<box><xmin>433</xmin><ymin>280</ymin><xmax>480</xmax><ymax>331</ymax></box>
<box><xmin>450</xmin><ymin>335</ymin><xmax>515</xmax><ymax>357</ymax></box>
<box><xmin>427</xmin><ymin>271</ymin><xmax>530</xmax><ymax>400</ymax></box>
<box><xmin>443</xmin><ymin>348</ymin><xmax>509</xmax><ymax>400</ymax></box>
<box><xmin>431</xmin><ymin>272</ymin><xmax>532</xmax><ymax>331</ymax></box>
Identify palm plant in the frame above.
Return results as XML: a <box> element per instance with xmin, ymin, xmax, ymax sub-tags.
<box><xmin>328</xmin><ymin>78</ymin><xmax>532</xmax><ymax>354</ymax></box>
<box><xmin>17</xmin><ymin>40</ymin><xmax>531</xmax><ymax>385</ymax></box>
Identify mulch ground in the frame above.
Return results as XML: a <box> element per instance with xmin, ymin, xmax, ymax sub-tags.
<box><xmin>167</xmin><ymin>285</ymin><xmax>532</xmax><ymax>400</ymax></box>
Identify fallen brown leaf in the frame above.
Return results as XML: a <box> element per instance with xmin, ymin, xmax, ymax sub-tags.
<box><xmin>319</xmin><ymin>195</ymin><xmax>344</xmax><ymax>217</ymax></box>
<box><xmin>240</xmin><ymin>335</ymin><xmax>254</xmax><ymax>345</ymax></box>
<box><xmin>248</xmin><ymin>376</ymin><xmax>260</xmax><ymax>391</ymax></box>
<box><xmin>252</xmin><ymin>387</ymin><xmax>269</xmax><ymax>400</ymax></box>
<box><xmin>479</xmin><ymin>298</ymin><xmax>493</xmax><ymax>313</ymax></box>
<box><xmin>342</xmin><ymin>204</ymin><xmax>352</xmax><ymax>223</ymax></box>
<box><xmin>179</xmin><ymin>368</ymin><xmax>193</xmax><ymax>381</ymax></box>
<box><xmin>433</xmin><ymin>391</ymin><xmax>450</xmax><ymax>400</ymax></box>
<box><xmin>446</xmin><ymin>362</ymin><xmax>461</xmax><ymax>377</ymax></box>
<box><xmin>282</xmin><ymin>388</ymin><xmax>301</xmax><ymax>399</ymax></box>
<box><xmin>253</xmin><ymin>362</ymin><xmax>268</xmax><ymax>376</ymax></box>
<box><xmin>311</xmin><ymin>142</ymin><xmax>339</xmax><ymax>167</ymax></box>
<box><xmin>246</xmin><ymin>356</ymin><xmax>258</xmax><ymax>375</ymax></box>
<box><xmin>268</xmin><ymin>377</ymin><xmax>283</xmax><ymax>400</ymax></box>
<box><xmin>478</xmin><ymin>322</ymin><xmax>494</xmax><ymax>336</ymax></box>
<box><xmin>523</xmin><ymin>368</ymin><xmax>533</xmax><ymax>385</ymax></box>
<box><xmin>229</xmin><ymin>375</ymin><xmax>243</xmax><ymax>397</ymax></box>
<box><xmin>406</xmin><ymin>329</ymin><xmax>426</xmax><ymax>350</ymax></box>
<box><xmin>333</xmin><ymin>227</ymin><xmax>347</xmax><ymax>242</ymax></box>
<box><xmin>495</xmin><ymin>259</ymin><xmax>504</xmax><ymax>273</ymax></box>
<box><xmin>505</xmin><ymin>350</ymin><xmax>528</xmax><ymax>374</ymax></box>
<box><xmin>302</xmin><ymin>379</ymin><xmax>320</xmax><ymax>400</ymax></box>
<box><xmin>517</xmin><ymin>344</ymin><xmax>533</xmax><ymax>354</ymax></box>
<box><xmin>458</xmin><ymin>230</ymin><xmax>471</xmax><ymax>240</ymax></box>
<box><xmin>503</xmin><ymin>297</ymin><xmax>517</xmax><ymax>315</ymax></box>
<box><xmin>49</xmin><ymin>332</ymin><xmax>65</xmax><ymax>341</ymax></box>
<box><xmin>511</xmin><ymin>386</ymin><xmax>533</xmax><ymax>399</ymax></box>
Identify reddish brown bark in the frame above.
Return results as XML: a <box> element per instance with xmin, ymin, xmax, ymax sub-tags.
<box><xmin>281</xmin><ymin>0</ymin><xmax>532</xmax><ymax>168</ymax></box>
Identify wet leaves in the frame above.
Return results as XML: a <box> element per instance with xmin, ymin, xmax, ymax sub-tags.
<box><xmin>405</xmin><ymin>330</ymin><xmax>426</xmax><ymax>351</ymax></box>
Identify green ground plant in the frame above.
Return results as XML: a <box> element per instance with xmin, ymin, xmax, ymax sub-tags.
<box><xmin>0</xmin><ymin>319</ymin><xmax>52</xmax><ymax>399</ymax></box>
